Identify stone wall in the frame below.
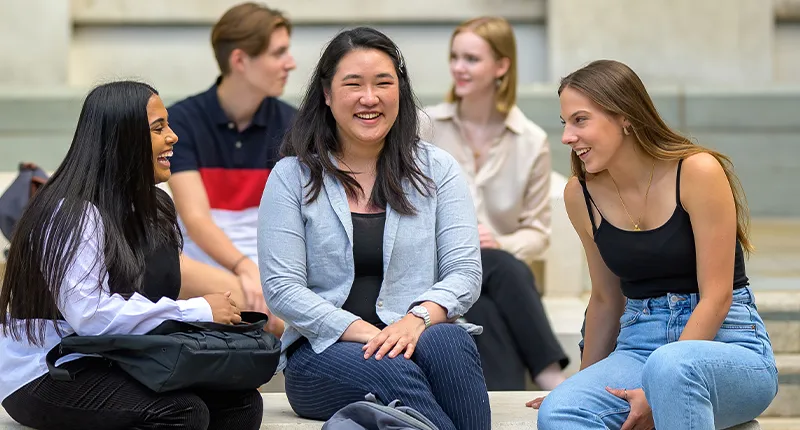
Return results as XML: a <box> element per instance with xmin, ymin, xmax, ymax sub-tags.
<box><xmin>1</xmin><ymin>86</ymin><xmax>799</xmax><ymax>216</ymax></box>
<box><xmin>0</xmin><ymin>0</ymin><xmax>797</xmax><ymax>90</ymax></box>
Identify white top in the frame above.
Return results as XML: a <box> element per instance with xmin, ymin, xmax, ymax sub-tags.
<box><xmin>0</xmin><ymin>204</ymin><xmax>213</xmax><ymax>402</ymax></box>
<box><xmin>179</xmin><ymin>206</ymin><xmax>259</xmax><ymax>269</ymax></box>
<box><xmin>420</xmin><ymin>103</ymin><xmax>552</xmax><ymax>265</ymax></box>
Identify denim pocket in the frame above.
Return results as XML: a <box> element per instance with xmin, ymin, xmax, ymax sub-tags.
<box><xmin>714</xmin><ymin>303</ymin><xmax>764</xmax><ymax>355</ymax></box>
<box><xmin>619</xmin><ymin>308</ymin><xmax>642</xmax><ymax>328</ymax></box>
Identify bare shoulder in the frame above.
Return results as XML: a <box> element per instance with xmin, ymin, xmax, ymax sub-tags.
<box><xmin>680</xmin><ymin>152</ymin><xmax>734</xmax><ymax>210</ymax></box>
<box><xmin>564</xmin><ymin>175</ymin><xmax>584</xmax><ymax>204</ymax></box>
<box><xmin>563</xmin><ymin>176</ymin><xmax>588</xmax><ymax>221</ymax></box>
<box><xmin>681</xmin><ymin>152</ymin><xmax>726</xmax><ymax>182</ymax></box>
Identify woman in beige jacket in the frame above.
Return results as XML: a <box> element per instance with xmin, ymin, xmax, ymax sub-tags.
<box><xmin>420</xmin><ymin>16</ymin><xmax>568</xmax><ymax>391</ymax></box>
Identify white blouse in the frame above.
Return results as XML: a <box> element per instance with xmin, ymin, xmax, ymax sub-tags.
<box><xmin>0</xmin><ymin>204</ymin><xmax>212</xmax><ymax>402</ymax></box>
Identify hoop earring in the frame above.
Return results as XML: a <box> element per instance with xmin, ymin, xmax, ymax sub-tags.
<box><xmin>623</xmin><ymin>126</ymin><xmax>630</xmax><ymax>136</ymax></box>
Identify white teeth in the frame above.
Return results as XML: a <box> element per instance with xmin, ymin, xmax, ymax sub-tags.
<box><xmin>159</xmin><ymin>150</ymin><xmax>173</xmax><ymax>159</ymax></box>
<box><xmin>576</xmin><ymin>148</ymin><xmax>590</xmax><ymax>156</ymax></box>
<box><xmin>356</xmin><ymin>112</ymin><xmax>380</xmax><ymax>120</ymax></box>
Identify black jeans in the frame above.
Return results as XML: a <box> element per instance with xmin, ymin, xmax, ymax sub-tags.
<box><xmin>465</xmin><ymin>248</ymin><xmax>569</xmax><ymax>390</ymax></box>
<box><xmin>2</xmin><ymin>358</ymin><xmax>263</xmax><ymax>430</ymax></box>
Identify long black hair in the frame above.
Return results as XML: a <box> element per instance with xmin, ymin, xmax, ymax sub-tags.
<box><xmin>0</xmin><ymin>81</ymin><xmax>182</xmax><ymax>345</ymax></box>
<box><xmin>281</xmin><ymin>26</ymin><xmax>432</xmax><ymax>214</ymax></box>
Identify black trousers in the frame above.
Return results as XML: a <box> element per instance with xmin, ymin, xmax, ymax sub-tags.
<box><xmin>2</xmin><ymin>358</ymin><xmax>263</xmax><ymax>430</ymax></box>
<box><xmin>466</xmin><ymin>248</ymin><xmax>569</xmax><ymax>390</ymax></box>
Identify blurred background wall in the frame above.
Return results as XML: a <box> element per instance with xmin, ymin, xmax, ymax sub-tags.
<box><xmin>0</xmin><ymin>0</ymin><xmax>798</xmax><ymax>215</ymax></box>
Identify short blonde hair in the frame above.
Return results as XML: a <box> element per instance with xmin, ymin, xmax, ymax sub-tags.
<box><xmin>446</xmin><ymin>16</ymin><xmax>518</xmax><ymax>114</ymax></box>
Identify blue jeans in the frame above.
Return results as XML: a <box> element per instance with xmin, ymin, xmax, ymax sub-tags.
<box><xmin>283</xmin><ymin>324</ymin><xmax>491</xmax><ymax>430</ymax></box>
<box><xmin>539</xmin><ymin>287</ymin><xmax>778</xmax><ymax>429</ymax></box>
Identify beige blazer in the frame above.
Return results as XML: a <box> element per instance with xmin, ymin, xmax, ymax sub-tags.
<box><xmin>420</xmin><ymin>102</ymin><xmax>552</xmax><ymax>266</ymax></box>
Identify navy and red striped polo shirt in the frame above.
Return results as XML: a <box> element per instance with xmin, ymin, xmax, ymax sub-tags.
<box><xmin>167</xmin><ymin>80</ymin><xmax>296</xmax><ymax>267</ymax></box>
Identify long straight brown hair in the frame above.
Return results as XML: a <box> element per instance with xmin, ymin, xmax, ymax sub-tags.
<box><xmin>558</xmin><ymin>60</ymin><xmax>753</xmax><ymax>253</ymax></box>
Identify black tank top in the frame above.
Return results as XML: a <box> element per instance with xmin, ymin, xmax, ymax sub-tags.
<box><xmin>141</xmin><ymin>241</ymin><xmax>182</xmax><ymax>301</ymax></box>
<box><xmin>341</xmin><ymin>212</ymin><xmax>386</xmax><ymax>328</ymax></box>
<box><xmin>579</xmin><ymin>159</ymin><xmax>749</xmax><ymax>299</ymax></box>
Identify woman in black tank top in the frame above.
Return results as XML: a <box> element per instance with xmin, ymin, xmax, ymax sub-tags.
<box><xmin>534</xmin><ymin>61</ymin><xmax>778</xmax><ymax>430</ymax></box>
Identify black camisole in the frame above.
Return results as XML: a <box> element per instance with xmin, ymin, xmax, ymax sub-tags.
<box><xmin>579</xmin><ymin>159</ymin><xmax>749</xmax><ymax>299</ymax></box>
<box><xmin>341</xmin><ymin>212</ymin><xmax>387</xmax><ymax>328</ymax></box>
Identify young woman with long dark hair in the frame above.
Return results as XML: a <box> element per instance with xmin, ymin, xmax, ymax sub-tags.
<box><xmin>0</xmin><ymin>81</ymin><xmax>260</xmax><ymax>430</ymax></box>
<box><xmin>258</xmin><ymin>27</ymin><xmax>491</xmax><ymax>430</ymax></box>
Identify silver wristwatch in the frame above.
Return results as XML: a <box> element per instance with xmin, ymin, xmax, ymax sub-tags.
<box><xmin>408</xmin><ymin>305</ymin><xmax>431</xmax><ymax>328</ymax></box>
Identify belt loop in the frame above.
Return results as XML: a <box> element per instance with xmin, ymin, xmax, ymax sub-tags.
<box><xmin>690</xmin><ymin>292</ymin><xmax>699</xmax><ymax>310</ymax></box>
<box><xmin>642</xmin><ymin>298</ymin><xmax>650</xmax><ymax>313</ymax></box>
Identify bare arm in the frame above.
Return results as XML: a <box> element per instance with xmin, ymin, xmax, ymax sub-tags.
<box><xmin>563</xmin><ymin>177</ymin><xmax>625</xmax><ymax>370</ymax></box>
<box><xmin>679</xmin><ymin>153</ymin><xmax>737</xmax><ymax>340</ymax></box>
<box><xmin>178</xmin><ymin>254</ymin><xmax>245</xmax><ymax>306</ymax></box>
<box><xmin>169</xmin><ymin>171</ymin><xmax>267</xmax><ymax>313</ymax></box>
<box><xmin>168</xmin><ymin>172</ymin><xmax>248</xmax><ymax>272</ymax></box>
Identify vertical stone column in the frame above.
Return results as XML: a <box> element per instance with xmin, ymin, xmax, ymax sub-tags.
<box><xmin>0</xmin><ymin>0</ymin><xmax>71</xmax><ymax>86</ymax></box>
<box><xmin>547</xmin><ymin>0</ymin><xmax>773</xmax><ymax>85</ymax></box>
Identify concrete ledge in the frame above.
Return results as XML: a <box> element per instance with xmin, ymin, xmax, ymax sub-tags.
<box><xmin>70</xmin><ymin>0</ymin><xmax>546</xmax><ymax>25</ymax></box>
<box><xmin>0</xmin><ymin>391</ymin><xmax>545</xmax><ymax>429</ymax></box>
<box><xmin>0</xmin><ymin>390</ymin><xmax>770</xmax><ymax>429</ymax></box>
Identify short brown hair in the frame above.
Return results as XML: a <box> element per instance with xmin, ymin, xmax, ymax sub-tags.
<box><xmin>446</xmin><ymin>17</ymin><xmax>518</xmax><ymax>115</ymax></box>
<box><xmin>211</xmin><ymin>2</ymin><xmax>292</xmax><ymax>75</ymax></box>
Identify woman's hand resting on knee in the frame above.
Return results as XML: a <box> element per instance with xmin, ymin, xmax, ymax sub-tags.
<box><xmin>606</xmin><ymin>387</ymin><xmax>655</xmax><ymax>430</ymax></box>
<box><xmin>362</xmin><ymin>314</ymin><xmax>426</xmax><ymax>360</ymax></box>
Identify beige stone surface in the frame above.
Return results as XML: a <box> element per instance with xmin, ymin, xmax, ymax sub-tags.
<box><xmin>70</xmin><ymin>0</ymin><xmax>545</xmax><ymax>24</ymax></box>
<box><xmin>547</xmin><ymin>0</ymin><xmax>774</xmax><ymax>85</ymax></box>
<box><xmin>0</xmin><ymin>0</ymin><xmax>70</xmax><ymax>86</ymax></box>
<box><xmin>0</xmin><ymin>391</ymin><xmax>546</xmax><ymax>429</ymax></box>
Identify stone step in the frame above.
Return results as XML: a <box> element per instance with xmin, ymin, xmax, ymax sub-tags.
<box><xmin>0</xmin><ymin>391</ymin><xmax>549</xmax><ymax>429</ymax></box>
<box><xmin>748</xmin><ymin>218</ymin><xmax>800</xmax><ymax>290</ymax></box>
<box><xmin>753</xmin><ymin>291</ymin><xmax>800</xmax><ymax>354</ymax></box>
<box><xmin>0</xmin><ymin>391</ymin><xmax>780</xmax><ymax>430</ymax></box>
<box><xmin>763</xmin><ymin>354</ymin><xmax>800</xmax><ymax>418</ymax></box>
<box><xmin>0</xmin><ymin>391</ymin><xmax>781</xmax><ymax>429</ymax></box>
<box><xmin>760</xmin><ymin>418</ymin><xmax>800</xmax><ymax>430</ymax></box>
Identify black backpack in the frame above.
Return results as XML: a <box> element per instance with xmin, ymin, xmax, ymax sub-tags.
<box><xmin>46</xmin><ymin>312</ymin><xmax>281</xmax><ymax>393</ymax></box>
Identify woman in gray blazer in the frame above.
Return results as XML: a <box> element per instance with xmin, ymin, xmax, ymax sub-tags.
<box><xmin>257</xmin><ymin>27</ymin><xmax>491</xmax><ymax>430</ymax></box>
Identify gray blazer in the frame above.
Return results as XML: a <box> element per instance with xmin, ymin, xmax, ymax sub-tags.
<box><xmin>257</xmin><ymin>142</ymin><xmax>482</xmax><ymax>370</ymax></box>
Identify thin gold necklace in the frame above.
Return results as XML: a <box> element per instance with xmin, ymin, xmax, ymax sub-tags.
<box><xmin>610</xmin><ymin>160</ymin><xmax>656</xmax><ymax>231</ymax></box>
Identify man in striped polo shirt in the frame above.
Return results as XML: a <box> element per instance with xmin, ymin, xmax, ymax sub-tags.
<box><xmin>167</xmin><ymin>2</ymin><xmax>296</xmax><ymax>331</ymax></box>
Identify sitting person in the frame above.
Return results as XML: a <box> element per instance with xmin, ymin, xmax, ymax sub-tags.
<box><xmin>420</xmin><ymin>16</ymin><xmax>568</xmax><ymax>391</ymax></box>
<box><xmin>257</xmin><ymin>27</ymin><xmax>491</xmax><ymax>430</ymax></box>
<box><xmin>534</xmin><ymin>60</ymin><xmax>778</xmax><ymax>429</ymax></box>
<box><xmin>167</xmin><ymin>2</ymin><xmax>296</xmax><ymax>326</ymax></box>
<box><xmin>0</xmin><ymin>81</ymin><xmax>261</xmax><ymax>430</ymax></box>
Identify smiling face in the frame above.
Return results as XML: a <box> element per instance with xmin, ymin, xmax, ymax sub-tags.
<box><xmin>449</xmin><ymin>30</ymin><xmax>509</xmax><ymax>100</ymax></box>
<box><xmin>147</xmin><ymin>94</ymin><xmax>178</xmax><ymax>184</ymax></box>
<box><xmin>559</xmin><ymin>86</ymin><xmax>628</xmax><ymax>174</ymax></box>
<box><xmin>325</xmin><ymin>48</ymin><xmax>400</xmax><ymax>152</ymax></box>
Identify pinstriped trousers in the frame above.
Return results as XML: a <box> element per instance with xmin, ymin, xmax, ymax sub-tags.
<box><xmin>283</xmin><ymin>323</ymin><xmax>492</xmax><ymax>430</ymax></box>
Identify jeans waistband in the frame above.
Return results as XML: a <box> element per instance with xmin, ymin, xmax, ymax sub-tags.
<box><xmin>626</xmin><ymin>286</ymin><xmax>753</xmax><ymax>311</ymax></box>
